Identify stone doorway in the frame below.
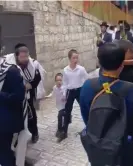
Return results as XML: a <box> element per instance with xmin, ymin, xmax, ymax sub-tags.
<box><xmin>0</xmin><ymin>11</ymin><xmax>36</xmax><ymax>58</ymax></box>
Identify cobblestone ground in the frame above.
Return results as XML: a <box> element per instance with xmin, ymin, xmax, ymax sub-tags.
<box><xmin>27</xmin><ymin>97</ymin><xmax>89</xmax><ymax>166</ymax></box>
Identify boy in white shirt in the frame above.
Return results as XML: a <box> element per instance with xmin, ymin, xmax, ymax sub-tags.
<box><xmin>52</xmin><ymin>73</ymin><xmax>67</xmax><ymax>142</ymax></box>
<box><xmin>62</xmin><ymin>49</ymin><xmax>88</xmax><ymax>138</ymax></box>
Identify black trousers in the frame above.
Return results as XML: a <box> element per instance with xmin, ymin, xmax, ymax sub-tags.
<box><xmin>57</xmin><ymin>109</ymin><xmax>66</xmax><ymax>132</ymax></box>
<box><xmin>28</xmin><ymin>98</ymin><xmax>38</xmax><ymax>136</ymax></box>
<box><xmin>0</xmin><ymin>133</ymin><xmax>15</xmax><ymax>166</ymax></box>
<box><xmin>64</xmin><ymin>87</ymin><xmax>81</xmax><ymax>133</ymax></box>
<box><xmin>120</xmin><ymin>139</ymin><xmax>133</xmax><ymax>166</ymax></box>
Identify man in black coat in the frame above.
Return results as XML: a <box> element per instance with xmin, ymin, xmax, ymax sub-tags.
<box><xmin>14</xmin><ymin>43</ymin><xmax>41</xmax><ymax>143</ymax></box>
<box><xmin>97</xmin><ymin>22</ymin><xmax>112</xmax><ymax>47</ymax></box>
<box><xmin>0</xmin><ymin>60</ymin><xmax>25</xmax><ymax>166</ymax></box>
<box><xmin>115</xmin><ymin>20</ymin><xmax>133</xmax><ymax>43</ymax></box>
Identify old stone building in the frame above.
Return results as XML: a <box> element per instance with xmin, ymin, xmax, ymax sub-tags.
<box><xmin>0</xmin><ymin>1</ymin><xmax>100</xmax><ymax>93</ymax></box>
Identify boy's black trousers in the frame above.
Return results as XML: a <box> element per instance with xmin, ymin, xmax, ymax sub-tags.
<box><xmin>57</xmin><ymin>109</ymin><xmax>65</xmax><ymax>132</ymax></box>
<box><xmin>63</xmin><ymin>87</ymin><xmax>81</xmax><ymax>133</ymax></box>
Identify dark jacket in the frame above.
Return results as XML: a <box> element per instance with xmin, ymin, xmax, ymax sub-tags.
<box><xmin>115</xmin><ymin>31</ymin><xmax>133</xmax><ymax>43</ymax></box>
<box><xmin>29</xmin><ymin>69</ymin><xmax>41</xmax><ymax>101</ymax></box>
<box><xmin>120</xmin><ymin>65</ymin><xmax>133</xmax><ymax>83</ymax></box>
<box><xmin>97</xmin><ymin>32</ymin><xmax>112</xmax><ymax>47</ymax></box>
<box><xmin>0</xmin><ymin>65</ymin><xmax>25</xmax><ymax>133</ymax></box>
<box><xmin>80</xmin><ymin>75</ymin><xmax>133</xmax><ymax>135</ymax></box>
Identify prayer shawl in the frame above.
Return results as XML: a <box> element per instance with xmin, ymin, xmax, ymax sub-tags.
<box><xmin>34</xmin><ymin>60</ymin><xmax>46</xmax><ymax>100</ymax></box>
<box><xmin>1</xmin><ymin>54</ymin><xmax>31</xmax><ymax>166</ymax></box>
<box><xmin>0</xmin><ymin>60</ymin><xmax>12</xmax><ymax>90</ymax></box>
<box><xmin>2</xmin><ymin>53</ymin><xmax>46</xmax><ymax>100</ymax></box>
<box><xmin>3</xmin><ymin>53</ymin><xmax>35</xmax><ymax>99</ymax></box>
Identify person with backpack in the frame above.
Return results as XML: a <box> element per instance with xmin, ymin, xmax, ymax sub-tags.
<box><xmin>80</xmin><ymin>42</ymin><xmax>133</xmax><ymax>166</ymax></box>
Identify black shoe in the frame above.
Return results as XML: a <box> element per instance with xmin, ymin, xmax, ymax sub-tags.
<box><xmin>25</xmin><ymin>160</ymin><xmax>34</xmax><ymax>166</ymax></box>
<box><xmin>32</xmin><ymin>134</ymin><xmax>39</xmax><ymax>144</ymax></box>
<box><xmin>55</xmin><ymin>130</ymin><xmax>61</xmax><ymax>138</ymax></box>
<box><xmin>69</xmin><ymin>115</ymin><xmax>72</xmax><ymax>124</ymax></box>
<box><xmin>57</xmin><ymin>132</ymin><xmax>67</xmax><ymax>143</ymax></box>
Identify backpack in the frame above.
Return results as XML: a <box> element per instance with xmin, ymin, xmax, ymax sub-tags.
<box><xmin>80</xmin><ymin>78</ymin><xmax>131</xmax><ymax>166</ymax></box>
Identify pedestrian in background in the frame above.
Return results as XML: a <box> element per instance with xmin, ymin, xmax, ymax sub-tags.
<box><xmin>115</xmin><ymin>20</ymin><xmax>133</xmax><ymax>42</ymax></box>
<box><xmin>97</xmin><ymin>22</ymin><xmax>112</xmax><ymax>47</ymax></box>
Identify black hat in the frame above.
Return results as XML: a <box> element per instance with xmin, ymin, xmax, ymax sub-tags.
<box><xmin>100</xmin><ymin>22</ymin><xmax>109</xmax><ymax>28</ymax></box>
<box><xmin>14</xmin><ymin>43</ymin><xmax>27</xmax><ymax>50</ymax></box>
<box><xmin>14</xmin><ymin>43</ymin><xmax>28</xmax><ymax>56</ymax></box>
<box><xmin>118</xmin><ymin>20</ymin><xmax>125</xmax><ymax>24</ymax></box>
<box><xmin>118</xmin><ymin>20</ymin><xmax>128</xmax><ymax>26</ymax></box>
<box><xmin>118</xmin><ymin>20</ymin><xmax>130</xmax><ymax>31</ymax></box>
<box><xmin>110</xmin><ymin>26</ymin><xmax>115</xmax><ymax>30</ymax></box>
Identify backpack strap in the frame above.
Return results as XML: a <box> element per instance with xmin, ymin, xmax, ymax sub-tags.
<box><xmin>89</xmin><ymin>78</ymin><xmax>102</xmax><ymax>93</ymax></box>
<box><xmin>90</xmin><ymin>79</ymin><xmax>119</xmax><ymax>108</ymax></box>
<box><xmin>116</xmin><ymin>81</ymin><xmax>133</xmax><ymax>97</ymax></box>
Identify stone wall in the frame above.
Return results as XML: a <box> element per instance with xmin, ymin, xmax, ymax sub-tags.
<box><xmin>0</xmin><ymin>1</ymin><xmax>101</xmax><ymax>93</ymax></box>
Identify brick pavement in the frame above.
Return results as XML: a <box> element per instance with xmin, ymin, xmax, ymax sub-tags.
<box><xmin>27</xmin><ymin>98</ymin><xmax>90</xmax><ymax>166</ymax></box>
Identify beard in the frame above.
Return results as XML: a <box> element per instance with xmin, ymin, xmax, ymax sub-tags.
<box><xmin>17</xmin><ymin>60</ymin><xmax>28</xmax><ymax>69</ymax></box>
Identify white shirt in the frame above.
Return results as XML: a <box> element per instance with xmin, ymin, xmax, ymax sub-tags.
<box><xmin>53</xmin><ymin>85</ymin><xmax>66</xmax><ymax>110</ymax></box>
<box><xmin>107</xmin><ymin>29</ymin><xmax>115</xmax><ymax>41</ymax></box>
<box><xmin>130</xmin><ymin>29</ymin><xmax>133</xmax><ymax>36</ymax></box>
<box><xmin>101</xmin><ymin>33</ymin><xmax>105</xmax><ymax>40</ymax></box>
<box><xmin>63</xmin><ymin>65</ymin><xmax>88</xmax><ymax>91</ymax></box>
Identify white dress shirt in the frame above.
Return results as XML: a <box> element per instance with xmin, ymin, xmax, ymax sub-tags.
<box><xmin>101</xmin><ymin>33</ymin><xmax>105</xmax><ymax>40</ymax></box>
<box><xmin>53</xmin><ymin>85</ymin><xmax>66</xmax><ymax>110</ymax></box>
<box><xmin>107</xmin><ymin>29</ymin><xmax>115</xmax><ymax>41</ymax></box>
<box><xmin>63</xmin><ymin>65</ymin><xmax>88</xmax><ymax>91</ymax></box>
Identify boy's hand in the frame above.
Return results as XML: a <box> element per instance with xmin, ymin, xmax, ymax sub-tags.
<box><xmin>45</xmin><ymin>93</ymin><xmax>52</xmax><ymax>98</ymax></box>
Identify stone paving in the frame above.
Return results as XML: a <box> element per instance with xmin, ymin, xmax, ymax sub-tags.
<box><xmin>27</xmin><ymin>97</ymin><xmax>89</xmax><ymax>166</ymax></box>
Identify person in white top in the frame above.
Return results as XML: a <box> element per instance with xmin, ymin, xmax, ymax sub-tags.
<box><xmin>62</xmin><ymin>49</ymin><xmax>88</xmax><ymax>138</ymax></box>
<box><xmin>46</xmin><ymin>73</ymin><xmax>67</xmax><ymax>142</ymax></box>
<box><xmin>107</xmin><ymin>26</ymin><xmax>116</xmax><ymax>41</ymax></box>
<box><xmin>53</xmin><ymin>75</ymin><xmax>66</xmax><ymax>111</ymax></box>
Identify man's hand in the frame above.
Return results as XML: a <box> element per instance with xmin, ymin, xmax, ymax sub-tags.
<box><xmin>25</xmin><ymin>83</ymin><xmax>32</xmax><ymax>90</ymax></box>
<box><xmin>98</xmin><ymin>37</ymin><xmax>104</xmax><ymax>43</ymax></box>
<box><xmin>97</xmin><ymin>37</ymin><xmax>104</xmax><ymax>45</ymax></box>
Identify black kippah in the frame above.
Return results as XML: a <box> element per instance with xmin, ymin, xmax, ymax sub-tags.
<box><xmin>14</xmin><ymin>43</ymin><xmax>28</xmax><ymax>56</ymax></box>
<box><xmin>14</xmin><ymin>43</ymin><xmax>27</xmax><ymax>50</ymax></box>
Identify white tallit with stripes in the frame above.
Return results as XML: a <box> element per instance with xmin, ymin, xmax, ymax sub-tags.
<box><xmin>0</xmin><ymin>59</ymin><xmax>28</xmax><ymax>121</ymax></box>
<box><xmin>0</xmin><ymin>60</ymin><xmax>12</xmax><ymax>90</ymax></box>
<box><xmin>0</xmin><ymin>54</ymin><xmax>31</xmax><ymax>166</ymax></box>
<box><xmin>2</xmin><ymin>53</ymin><xmax>46</xmax><ymax>100</ymax></box>
<box><xmin>2</xmin><ymin>53</ymin><xmax>36</xmax><ymax>100</ymax></box>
